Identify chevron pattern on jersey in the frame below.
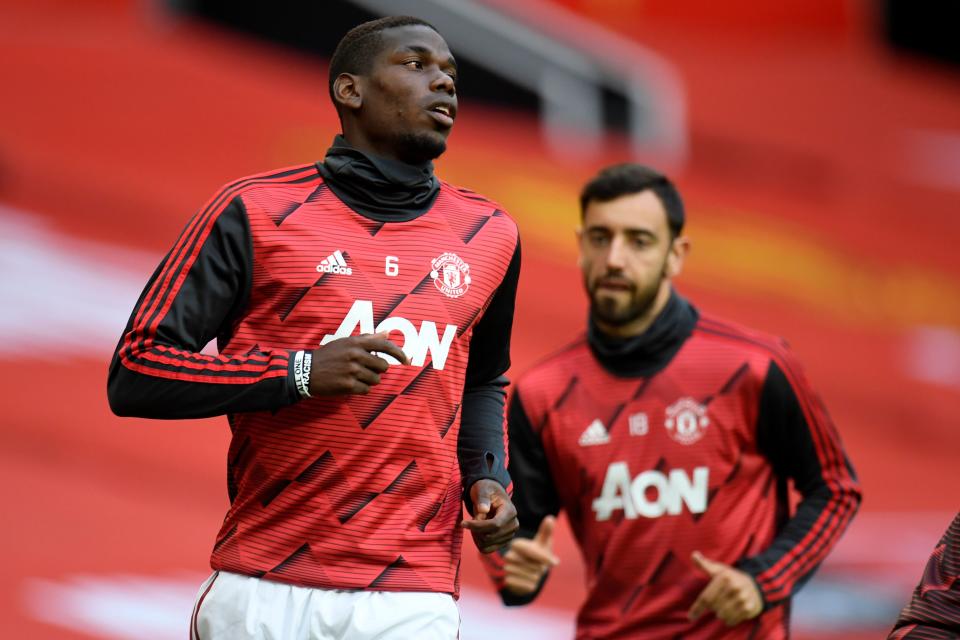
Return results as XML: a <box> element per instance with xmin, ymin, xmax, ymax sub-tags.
<box><xmin>506</xmin><ymin>316</ymin><xmax>861</xmax><ymax>638</ymax></box>
<box><xmin>205</xmin><ymin>181</ymin><xmax>519</xmax><ymax>595</ymax></box>
<box><xmin>368</xmin><ymin>556</ymin><xmax>431</xmax><ymax>590</ymax></box>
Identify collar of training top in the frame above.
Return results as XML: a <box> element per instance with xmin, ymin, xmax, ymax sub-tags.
<box><xmin>317</xmin><ymin>135</ymin><xmax>441</xmax><ymax>222</ymax></box>
<box><xmin>587</xmin><ymin>291</ymin><xmax>700</xmax><ymax>378</ymax></box>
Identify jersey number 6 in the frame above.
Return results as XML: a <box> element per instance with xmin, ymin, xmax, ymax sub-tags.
<box><xmin>385</xmin><ymin>256</ymin><xmax>399</xmax><ymax>277</ymax></box>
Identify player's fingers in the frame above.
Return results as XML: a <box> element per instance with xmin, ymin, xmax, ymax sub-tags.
<box><xmin>509</xmin><ymin>539</ymin><xmax>560</xmax><ymax>566</ymax></box>
<box><xmin>504</xmin><ymin>554</ymin><xmax>546</xmax><ymax>574</ymax></box>
<box><xmin>504</xmin><ymin>562</ymin><xmax>546</xmax><ymax>584</ymax></box>
<box><xmin>716</xmin><ymin>582</ymin><xmax>761</xmax><ymax>626</ymax></box>
<box><xmin>461</xmin><ymin>517</ymin><xmax>499</xmax><ymax>532</ymax></box>
<box><xmin>350</xmin><ymin>380</ymin><xmax>371</xmax><ymax>395</ymax></box>
<box><xmin>475</xmin><ymin>532</ymin><xmax>513</xmax><ymax>554</ymax></box>
<box><xmin>710</xmin><ymin>588</ymin><xmax>744</xmax><ymax>626</ymax></box>
<box><xmin>474</xmin><ymin>521</ymin><xmax>518</xmax><ymax>547</ymax></box>
<box><xmin>485</xmin><ymin>502</ymin><xmax>517</xmax><ymax>527</ymax></box>
<box><xmin>688</xmin><ymin>578</ymin><xmax>722</xmax><ymax>621</ymax></box>
<box><xmin>476</xmin><ymin>496</ymin><xmax>492</xmax><ymax>518</ymax></box>
<box><xmin>716</xmin><ymin>602</ymin><xmax>745</xmax><ymax>627</ymax></box>
<box><xmin>691</xmin><ymin>551</ymin><xmax>725</xmax><ymax>577</ymax></box>
<box><xmin>481</xmin><ymin>531</ymin><xmax>517</xmax><ymax>550</ymax></box>
<box><xmin>504</xmin><ymin>549</ymin><xmax>552</xmax><ymax>573</ymax></box>
<box><xmin>504</xmin><ymin>556</ymin><xmax>553</xmax><ymax>581</ymax></box>
<box><xmin>533</xmin><ymin>515</ymin><xmax>556</xmax><ymax>548</ymax></box>
<box><xmin>353</xmin><ymin>366</ymin><xmax>381</xmax><ymax>387</ymax></box>
<box><xmin>503</xmin><ymin>575</ymin><xmax>539</xmax><ymax>596</ymax></box>
<box><xmin>715</xmin><ymin>605</ymin><xmax>745</xmax><ymax>627</ymax></box>
<box><xmin>356</xmin><ymin>334</ymin><xmax>409</xmax><ymax>365</ymax></box>
<box><xmin>354</xmin><ymin>349</ymin><xmax>391</xmax><ymax>374</ymax></box>
<box><xmin>688</xmin><ymin>594</ymin><xmax>708</xmax><ymax>621</ymax></box>
<box><xmin>470</xmin><ymin>482</ymin><xmax>498</xmax><ymax>519</ymax></box>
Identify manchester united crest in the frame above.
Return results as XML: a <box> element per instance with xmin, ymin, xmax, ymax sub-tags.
<box><xmin>430</xmin><ymin>252</ymin><xmax>471</xmax><ymax>298</ymax></box>
<box><xmin>664</xmin><ymin>397</ymin><xmax>710</xmax><ymax>445</ymax></box>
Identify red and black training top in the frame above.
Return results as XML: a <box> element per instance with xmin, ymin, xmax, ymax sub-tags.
<box><xmin>889</xmin><ymin>512</ymin><xmax>960</xmax><ymax>639</ymax></box>
<box><xmin>484</xmin><ymin>293</ymin><xmax>861</xmax><ymax>639</ymax></box>
<box><xmin>108</xmin><ymin>157</ymin><xmax>520</xmax><ymax>597</ymax></box>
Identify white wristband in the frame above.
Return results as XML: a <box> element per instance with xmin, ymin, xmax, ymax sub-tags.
<box><xmin>294</xmin><ymin>350</ymin><xmax>312</xmax><ymax>398</ymax></box>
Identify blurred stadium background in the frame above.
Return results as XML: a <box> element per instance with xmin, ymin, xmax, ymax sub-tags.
<box><xmin>2</xmin><ymin>0</ymin><xmax>958</xmax><ymax>638</ymax></box>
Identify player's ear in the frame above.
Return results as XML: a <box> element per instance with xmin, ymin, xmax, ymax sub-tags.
<box><xmin>666</xmin><ymin>235</ymin><xmax>690</xmax><ymax>278</ymax></box>
<box><xmin>333</xmin><ymin>73</ymin><xmax>362</xmax><ymax>112</ymax></box>
<box><xmin>575</xmin><ymin>227</ymin><xmax>586</xmax><ymax>269</ymax></box>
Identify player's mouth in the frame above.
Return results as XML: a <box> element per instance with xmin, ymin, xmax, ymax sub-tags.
<box><xmin>596</xmin><ymin>278</ymin><xmax>633</xmax><ymax>292</ymax></box>
<box><xmin>426</xmin><ymin>101</ymin><xmax>456</xmax><ymax>128</ymax></box>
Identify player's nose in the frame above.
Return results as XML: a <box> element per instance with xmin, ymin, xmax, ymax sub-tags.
<box><xmin>431</xmin><ymin>69</ymin><xmax>456</xmax><ymax>96</ymax></box>
<box><xmin>605</xmin><ymin>237</ymin><xmax>628</xmax><ymax>270</ymax></box>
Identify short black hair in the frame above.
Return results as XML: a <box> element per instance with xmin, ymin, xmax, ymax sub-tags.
<box><xmin>328</xmin><ymin>16</ymin><xmax>439</xmax><ymax>105</ymax></box>
<box><xmin>580</xmin><ymin>163</ymin><xmax>685</xmax><ymax>237</ymax></box>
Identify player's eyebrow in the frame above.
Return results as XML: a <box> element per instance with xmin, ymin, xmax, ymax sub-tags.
<box><xmin>585</xmin><ymin>225</ymin><xmax>656</xmax><ymax>236</ymax></box>
<box><xmin>398</xmin><ymin>45</ymin><xmax>457</xmax><ymax>71</ymax></box>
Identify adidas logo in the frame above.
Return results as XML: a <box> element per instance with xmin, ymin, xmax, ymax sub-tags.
<box><xmin>578</xmin><ymin>419</ymin><xmax>610</xmax><ymax>447</ymax></box>
<box><xmin>316</xmin><ymin>250</ymin><xmax>352</xmax><ymax>275</ymax></box>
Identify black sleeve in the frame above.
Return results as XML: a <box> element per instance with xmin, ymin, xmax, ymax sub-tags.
<box><xmin>107</xmin><ymin>196</ymin><xmax>301</xmax><ymax>419</ymax></box>
<box><xmin>490</xmin><ymin>388</ymin><xmax>562</xmax><ymax>606</ymax></box>
<box><xmin>458</xmin><ymin>238</ymin><xmax>521</xmax><ymax>507</ymax></box>
<box><xmin>888</xmin><ymin>512</ymin><xmax>960</xmax><ymax>638</ymax></box>
<box><xmin>736</xmin><ymin>357</ymin><xmax>862</xmax><ymax>608</ymax></box>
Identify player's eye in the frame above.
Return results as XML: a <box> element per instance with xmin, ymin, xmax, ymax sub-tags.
<box><xmin>588</xmin><ymin>232</ymin><xmax>610</xmax><ymax>247</ymax></box>
<box><xmin>404</xmin><ymin>60</ymin><xmax>423</xmax><ymax>70</ymax></box>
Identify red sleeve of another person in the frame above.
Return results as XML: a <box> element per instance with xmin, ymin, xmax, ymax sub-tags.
<box><xmin>889</xmin><ymin>513</ymin><xmax>960</xmax><ymax>639</ymax></box>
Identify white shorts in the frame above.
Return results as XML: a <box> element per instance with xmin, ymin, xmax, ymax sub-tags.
<box><xmin>190</xmin><ymin>571</ymin><xmax>460</xmax><ymax>640</ymax></box>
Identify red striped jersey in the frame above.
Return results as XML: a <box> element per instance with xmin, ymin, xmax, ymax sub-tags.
<box><xmin>889</xmin><ymin>512</ymin><xmax>960</xmax><ymax>639</ymax></box>
<box><xmin>489</xmin><ymin>296</ymin><xmax>861</xmax><ymax>639</ymax></box>
<box><xmin>109</xmin><ymin>162</ymin><xmax>520</xmax><ymax>595</ymax></box>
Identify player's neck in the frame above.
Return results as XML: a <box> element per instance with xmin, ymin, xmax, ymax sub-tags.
<box><xmin>587</xmin><ymin>286</ymin><xmax>698</xmax><ymax>378</ymax></box>
<box><xmin>320</xmin><ymin>135</ymin><xmax>440</xmax><ymax>221</ymax></box>
<box><xmin>337</xmin><ymin>130</ymin><xmax>433</xmax><ymax>170</ymax></box>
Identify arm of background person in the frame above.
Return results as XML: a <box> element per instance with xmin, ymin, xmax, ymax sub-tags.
<box><xmin>479</xmin><ymin>388</ymin><xmax>562</xmax><ymax>606</ymax></box>
<box><xmin>735</xmin><ymin>347</ymin><xmax>863</xmax><ymax>609</ymax></box>
<box><xmin>888</xmin><ymin>512</ymin><xmax>960</xmax><ymax>639</ymax></box>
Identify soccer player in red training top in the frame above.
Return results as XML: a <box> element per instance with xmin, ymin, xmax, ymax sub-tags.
<box><xmin>108</xmin><ymin>16</ymin><xmax>520</xmax><ymax>640</ymax></box>
<box><xmin>481</xmin><ymin>164</ymin><xmax>862</xmax><ymax>639</ymax></box>
<box><xmin>889</xmin><ymin>512</ymin><xmax>960</xmax><ymax>639</ymax></box>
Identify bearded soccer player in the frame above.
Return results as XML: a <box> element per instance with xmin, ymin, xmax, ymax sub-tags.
<box><xmin>889</xmin><ymin>512</ymin><xmax>960</xmax><ymax>639</ymax></box>
<box><xmin>108</xmin><ymin>16</ymin><xmax>520</xmax><ymax>640</ymax></box>
<box><xmin>482</xmin><ymin>164</ymin><xmax>861</xmax><ymax>638</ymax></box>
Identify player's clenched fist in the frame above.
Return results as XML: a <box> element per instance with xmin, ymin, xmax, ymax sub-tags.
<box><xmin>462</xmin><ymin>480</ymin><xmax>520</xmax><ymax>553</ymax></box>
<box><xmin>309</xmin><ymin>332</ymin><xmax>409</xmax><ymax>396</ymax></box>
<box><xmin>688</xmin><ymin>551</ymin><xmax>763</xmax><ymax>627</ymax></box>
<box><xmin>502</xmin><ymin>515</ymin><xmax>560</xmax><ymax>595</ymax></box>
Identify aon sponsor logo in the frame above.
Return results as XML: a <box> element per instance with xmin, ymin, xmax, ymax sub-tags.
<box><xmin>592</xmin><ymin>463</ymin><xmax>709</xmax><ymax>521</ymax></box>
<box><xmin>320</xmin><ymin>300</ymin><xmax>457</xmax><ymax>370</ymax></box>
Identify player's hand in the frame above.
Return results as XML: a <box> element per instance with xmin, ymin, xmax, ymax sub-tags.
<box><xmin>462</xmin><ymin>479</ymin><xmax>519</xmax><ymax>553</ymax></box>
<box><xmin>308</xmin><ymin>332</ymin><xmax>408</xmax><ymax>396</ymax></box>
<box><xmin>503</xmin><ymin>515</ymin><xmax>560</xmax><ymax>596</ymax></box>
<box><xmin>688</xmin><ymin>551</ymin><xmax>763</xmax><ymax>627</ymax></box>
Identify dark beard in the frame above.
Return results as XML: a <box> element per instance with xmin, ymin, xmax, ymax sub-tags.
<box><xmin>395</xmin><ymin>131</ymin><xmax>447</xmax><ymax>165</ymax></box>
<box><xmin>589</xmin><ymin>261</ymin><xmax>669</xmax><ymax>327</ymax></box>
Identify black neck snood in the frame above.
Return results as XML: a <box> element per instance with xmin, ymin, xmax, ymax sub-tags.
<box><xmin>587</xmin><ymin>291</ymin><xmax>700</xmax><ymax>378</ymax></box>
<box><xmin>317</xmin><ymin>135</ymin><xmax>440</xmax><ymax>221</ymax></box>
